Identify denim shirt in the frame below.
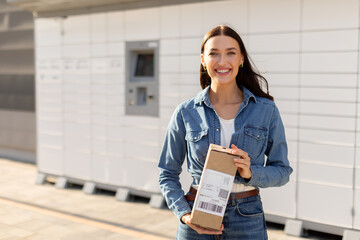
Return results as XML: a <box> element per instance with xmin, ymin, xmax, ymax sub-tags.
<box><xmin>158</xmin><ymin>86</ymin><xmax>293</xmax><ymax>220</ymax></box>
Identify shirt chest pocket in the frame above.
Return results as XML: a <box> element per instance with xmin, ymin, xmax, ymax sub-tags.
<box><xmin>243</xmin><ymin>126</ymin><xmax>268</xmax><ymax>160</ymax></box>
<box><xmin>185</xmin><ymin>128</ymin><xmax>209</xmax><ymax>161</ymax></box>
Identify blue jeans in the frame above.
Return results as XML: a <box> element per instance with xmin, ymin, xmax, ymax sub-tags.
<box><xmin>176</xmin><ymin>195</ymin><xmax>268</xmax><ymax>240</ymax></box>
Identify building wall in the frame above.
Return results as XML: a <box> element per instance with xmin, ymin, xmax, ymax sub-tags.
<box><xmin>0</xmin><ymin>0</ymin><xmax>36</xmax><ymax>163</ymax></box>
<box><xmin>34</xmin><ymin>0</ymin><xmax>360</xmax><ymax>233</ymax></box>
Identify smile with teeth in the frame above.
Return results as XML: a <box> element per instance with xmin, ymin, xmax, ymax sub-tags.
<box><xmin>216</xmin><ymin>69</ymin><xmax>231</xmax><ymax>73</ymax></box>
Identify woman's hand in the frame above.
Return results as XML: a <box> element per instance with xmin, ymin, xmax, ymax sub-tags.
<box><xmin>231</xmin><ymin>144</ymin><xmax>252</xmax><ymax>179</ymax></box>
<box><xmin>181</xmin><ymin>213</ymin><xmax>224</xmax><ymax>235</ymax></box>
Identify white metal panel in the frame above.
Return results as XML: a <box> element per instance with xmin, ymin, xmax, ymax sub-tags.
<box><xmin>92</xmin><ymin>114</ymin><xmax>108</xmax><ymax>125</ymax></box>
<box><xmin>160</xmin><ymin>107</ymin><xmax>176</xmax><ymax>121</ymax></box>
<box><xmin>287</xmin><ymin>141</ymin><xmax>298</xmax><ymax>160</ymax></box>
<box><xmin>160</xmin><ymin>39</ymin><xmax>181</xmax><ymax>56</ymax></box>
<box><xmin>34</xmin><ymin>18</ymin><xmax>62</xmax><ymax>46</ymax></box>
<box><xmin>91</xmin><ymin>58</ymin><xmax>108</xmax><ymax>74</ymax></box>
<box><xmin>64</xmin><ymin>150</ymin><xmax>91</xmax><ymax>180</ymax></box>
<box><xmin>125</xmin><ymin>8</ymin><xmax>160</xmax><ymax>41</ymax></box>
<box><xmin>108</xmin><ymin>155</ymin><xmax>125</xmax><ymax>185</ymax></box>
<box><xmin>63</xmin><ymin>15</ymin><xmax>90</xmax><ymax>44</ymax></box>
<box><xmin>302</xmin><ymin>30</ymin><xmax>358</xmax><ymax>52</ymax></box>
<box><xmin>107</xmin><ymin>11</ymin><xmax>125</xmax><ymax>42</ymax></box>
<box><xmin>107</xmin><ymin>140</ymin><xmax>124</xmax><ymax>157</ymax></box>
<box><xmin>270</xmin><ymin>87</ymin><xmax>298</xmax><ymax>100</ymax></box>
<box><xmin>64</xmin><ymin>135</ymin><xmax>91</xmax><ymax>153</ymax></box>
<box><xmin>249</xmin><ymin>0</ymin><xmax>301</xmax><ymax>33</ymax></box>
<box><xmin>300</xmin><ymin>102</ymin><xmax>356</xmax><ymax>117</ymax></box>
<box><xmin>252</xmin><ymin>53</ymin><xmax>299</xmax><ymax>73</ymax></box>
<box><xmin>92</xmin><ymin>139</ymin><xmax>107</xmax><ymax>154</ymax></box>
<box><xmin>91</xmin><ymin>104</ymin><xmax>107</xmax><ymax>116</ymax></box>
<box><xmin>62</xmin><ymin>59</ymin><xmax>90</xmax><ymax>74</ymax></box>
<box><xmin>301</xmin><ymin>74</ymin><xmax>357</xmax><ymax>88</ymax></box>
<box><xmin>298</xmin><ymin>162</ymin><xmax>353</xmax><ymax>187</ymax></box>
<box><xmin>300</xmin><ymin>129</ymin><xmax>355</xmax><ymax>146</ymax></box>
<box><xmin>180</xmin><ymin>38</ymin><xmax>201</xmax><ymax>55</ymax></box>
<box><xmin>276</xmin><ymin>100</ymin><xmax>298</xmax><ymax>114</ymax></box>
<box><xmin>179</xmin><ymin>73</ymin><xmax>199</xmax><ymax>86</ymax></box>
<box><xmin>63</xmin><ymin>45</ymin><xmax>91</xmax><ymax>58</ymax></box>
<box><xmin>262</xmin><ymin>181</ymin><xmax>296</xmax><ymax>218</ymax></box>
<box><xmin>180</xmin><ymin>3</ymin><xmax>203</xmax><ymax>37</ymax></box>
<box><xmin>37</xmin><ymin>101</ymin><xmax>62</xmax><ymax>113</ymax></box>
<box><xmin>160</xmin><ymin>5</ymin><xmax>181</xmax><ymax>38</ymax></box>
<box><xmin>248</xmin><ymin>33</ymin><xmax>300</xmax><ymax>53</ymax></box>
<box><xmin>106</xmin><ymin>42</ymin><xmax>125</xmax><ymax>57</ymax></box>
<box><xmin>180</xmin><ymin>85</ymin><xmax>202</xmax><ymax>101</ymax></box>
<box><xmin>281</xmin><ymin>113</ymin><xmax>298</xmax><ymax>128</ymax></box>
<box><xmin>301</xmin><ymin>52</ymin><xmax>358</xmax><ymax>73</ymax></box>
<box><xmin>91</xmin><ymin>154</ymin><xmax>109</xmax><ymax>183</ymax></box>
<box><xmin>91</xmin><ymin>44</ymin><xmax>107</xmax><ymax>57</ymax></box>
<box><xmin>38</xmin><ymin>133</ymin><xmax>62</xmax><ymax>148</ymax></box>
<box><xmin>298</xmin><ymin>182</ymin><xmax>353</xmax><ymax>228</ymax></box>
<box><xmin>284</xmin><ymin>127</ymin><xmax>298</xmax><ymax>141</ymax></box>
<box><xmin>38</xmin><ymin>110</ymin><xmax>62</xmax><ymax>121</ymax></box>
<box><xmin>90</xmin><ymin>13</ymin><xmax>107</xmax><ymax>43</ymax></box>
<box><xmin>124</xmin><ymin>126</ymin><xmax>159</xmax><ymax>144</ymax></box>
<box><xmin>299</xmin><ymin>142</ymin><xmax>354</xmax><ymax>167</ymax></box>
<box><xmin>107</xmin><ymin>57</ymin><xmax>124</xmax><ymax>73</ymax></box>
<box><xmin>300</xmin><ymin>88</ymin><xmax>356</xmax><ymax>102</ymax></box>
<box><xmin>302</xmin><ymin>0</ymin><xmax>359</xmax><ymax>30</ymax></box>
<box><xmin>91</xmin><ymin>124</ymin><xmax>107</xmax><ymax>139</ymax></box>
<box><xmin>160</xmin><ymin>56</ymin><xmax>180</xmax><ymax>73</ymax></box>
<box><xmin>159</xmin><ymin>73</ymin><xmax>181</xmax><ymax>88</ymax></box>
<box><xmin>124</xmin><ymin>142</ymin><xmax>160</xmax><ymax>162</ymax></box>
<box><xmin>37</xmin><ymin>147</ymin><xmax>63</xmax><ymax>175</ymax></box>
<box><xmin>119</xmin><ymin>158</ymin><xmax>159</xmax><ymax>192</ymax></box>
<box><xmin>38</xmin><ymin>120</ymin><xmax>62</xmax><ymax>134</ymax></box>
<box><xmin>180</xmin><ymin>55</ymin><xmax>200</xmax><ymax>73</ymax></box>
<box><xmin>300</xmin><ymin>115</ymin><xmax>355</xmax><ymax>131</ymax></box>
<box><xmin>202</xmin><ymin>0</ymin><xmax>248</xmax><ymax>34</ymax></box>
<box><xmin>64</xmin><ymin>122</ymin><xmax>91</xmax><ymax>137</ymax></box>
<box><xmin>36</xmin><ymin>46</ymin><xmax>62</xmax><ymax>59</ymax></box>
<box><xmin>265</xmin><ymin>73</ymin><xmax>299</xmax><ymax>87</ymax></box>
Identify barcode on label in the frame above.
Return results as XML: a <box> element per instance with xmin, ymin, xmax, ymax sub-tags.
<box><xmin>198</xmin><ymin>201</ymin><xmax>223</xmax><ymax>213</ymax></box>
<box><xmin>218</xmin><ymin>189</ymin><xmax>229</xmax><ymax>199</ymax></box>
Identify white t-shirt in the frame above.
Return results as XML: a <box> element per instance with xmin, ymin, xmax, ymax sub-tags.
<box><xmin>219</xmin><ymin>116</ymin><xmax>235</xmax><ymax>148</ymax></box>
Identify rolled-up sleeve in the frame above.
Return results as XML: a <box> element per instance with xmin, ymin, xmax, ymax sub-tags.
<box><xmin>249</xmin><ymin>105</ymin><xmax>293</xmax><ymax>188</ymax></box>
<box><xmin>158</xmin><ymin>105</ymin><xmax>191</xmax><ymax>220</ymax></box>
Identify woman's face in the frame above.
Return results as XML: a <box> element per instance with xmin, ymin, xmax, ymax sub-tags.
<box><xmin>201</xmin><ymin>35</ymin><xmax>244</xmax><ymax>86</ymax></box>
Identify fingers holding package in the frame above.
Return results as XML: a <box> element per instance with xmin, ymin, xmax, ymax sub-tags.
<box><xmin>181</xmin><ymin>213</ymin><xmax>224</xmax><ymax>235</ymax></box>
<box><xmin>231</xmin><ymin>144</ymin><xmax>252</xmax><ymax>180</ymax></box>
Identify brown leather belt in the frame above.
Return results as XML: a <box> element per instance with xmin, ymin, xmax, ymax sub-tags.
<box><xmin>185</xmin><ymin>187</ymin><xmax>259</xmax><ymax>201</ymax></box>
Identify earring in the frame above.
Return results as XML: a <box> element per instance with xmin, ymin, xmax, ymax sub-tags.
<box><xmin>240</xmin><ymin>62</ymin><xmax>243</xmax><ymax>68</ymax></box>
<box><xmin>203</xmin><ymin>65</ymin><xmax>207</xmax><ymax>71</ymax></box>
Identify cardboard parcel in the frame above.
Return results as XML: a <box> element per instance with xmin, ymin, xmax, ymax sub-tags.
<box><xmin>191</xmin><ymin>143</ymin><xmax>238</xmax><ymax>231</ymax></box>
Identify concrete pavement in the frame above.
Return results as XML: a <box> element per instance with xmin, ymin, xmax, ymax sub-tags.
<box><xmin>0</xmin><ymin>158</ymin><xmax>340</xmax><ymax>239</ymax></box>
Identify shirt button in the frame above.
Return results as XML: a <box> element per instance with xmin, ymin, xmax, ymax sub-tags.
<box><xmin>216</xmin><ymin>129</ymin><xmax>219</xmax><ymax>131</ymax></box>
<box><xmin>194</xmin><ymin>137</ymin><xmax>197</xmax><ymax>140</ymax></box>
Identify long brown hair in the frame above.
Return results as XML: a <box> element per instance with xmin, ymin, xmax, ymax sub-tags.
<box><xmin>200</xmin><ymin>25</ymin><xmax>274</xmax><ymax>101</ymax></box>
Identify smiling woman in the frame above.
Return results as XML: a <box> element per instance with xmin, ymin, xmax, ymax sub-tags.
<box><xmin>158</xmin><ymin>25</ymin><xmax>293</xmax><ymax>240</ymax></box>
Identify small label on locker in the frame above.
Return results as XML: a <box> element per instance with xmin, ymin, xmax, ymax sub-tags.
<box><xmin>148</xmin><ymin>42</ymin><xmax>158</xmax><ymax>48</ymax></box>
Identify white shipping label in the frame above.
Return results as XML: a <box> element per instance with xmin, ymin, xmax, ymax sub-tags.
<box><xmin>195</xmin><ymin>169</ymin><xmax>234</xmax><ymax>217</ymax></box>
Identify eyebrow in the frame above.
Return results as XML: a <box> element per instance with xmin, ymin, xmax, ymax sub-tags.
<box><xmin>209</xmin><ymin>47</ymin><xmax>238</xmax><ymax>51</ymax></box>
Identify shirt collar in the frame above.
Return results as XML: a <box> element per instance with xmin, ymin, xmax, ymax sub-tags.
<box><xmin>194</xmin><ymin>85</ymin><xmax>257</xmax><ymax>106</ymax></box>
